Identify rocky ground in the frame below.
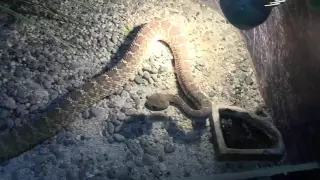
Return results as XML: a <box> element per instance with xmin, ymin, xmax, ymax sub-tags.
<box><xmin>0</xmin><ymin>0</ymin><xmax>287</xmax><ymax>179</ymax></box>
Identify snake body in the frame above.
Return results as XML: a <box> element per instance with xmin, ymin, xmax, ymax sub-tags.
<box><xmin>0</xmin><ymin>20</ymin><xmax>212</xmax><ymax>162</ymax></box>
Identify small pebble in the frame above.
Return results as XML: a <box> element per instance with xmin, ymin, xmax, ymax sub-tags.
<box><xmin>143</xmin><ymin>66</ymin><xmax>158</xmax><ymax>74</ymax></box>
<box><xmin>134</xmin><ymin>159</ymin><xmax>144</xmax><ymax>167</ymax></box>
<box><xmin>14</xmin><ymin>118</ymin><xmax>22</xmax><ymax>127</ymax></box>
<box><xmin>124</xmin><ymin>109</ymin><xmax>136</xmax><ymax>116</ymax></box>
<box><xmin>14</xmin><ymin>70</ymin><xmax>23</xmax><ymax>77</ymax></box>
<box><xmin>159</xmin><ymin>163</ymin><xmax>167</xmax><ymax>172</ymax></box>
<box><xmin>164</xmin><ymin>143</ymin><xmax>176</xmax><ymax>153</ymax></box>
<box><xmin>6</xmin><ymin>119</ymin><xmax>14</xmax><ymax>129</ymax></box>
<box><xmin>126</xmin><ymin>140</ymin><xmax>141</xmax><ymax>155</ymax></box>
<box><xmin>33</xmin><ymin>163</ymin><xmax>42</xmax><ymax>173</ymax></box>
<box><xmin>66</xmin><ymin>170</ymin><xmax>79</xmax><ymax>180</ymax></box>
<box><xmin>113</xmin><ymin>134</ymin><xmax>125</xmax><ymax>142</ymax></box>
<box><xmin>117</xmin><ymin>112</ymin><xmax>126</xmax><ymax>121</ymax></box>
<box><xmin>151</xmin><ymin>165</ymin><xmax>161</xmax><ymax>178</ymax></box>
<box><xmin>90</xmin><ymin>107</ymin><xmax>102</xmax><ymax>117</ymax></box>
<box><xmin>150</xmin><ymin>74</ymin><xmax>159</xmax><ymax>82</ymax></box>
<box><xmin>142</xmin><ymin>71</ymin><xmax>151</xmax><ymax>79</ymax></box>
<box><xmin>143</xmin><ymin>144</ymin><xmax>160</xmax><ymax>156</ymax></box>
<box><xmin>5</xmin><ymin>97</ymin><xmax>17</xmax><ymax>109</ymax></box>
<box><xmin>125</xmin><ymin>153</ymin><xmax>134</xmax><ymax>161</ymax></box>
<box><xmin>142</xmin><ymin>154</ymin><xmax>156</xmax><ymax>166</ymax></box>
<box><xmin>43</xmin><ymin>81</ymin><xmax>52</xmax><ymax>89</ymax></box>
<box><xmin>59</xmin><ymin>162</ymin><xmax>69</xmax><ymax>169</ymax></box>
<box><xmin>245</xmin><ymin>76</ymin><xmax>254</xmax><ymax>85</ymax></box>
<box><xmin>120</xmin><ymin>90</ymin><xmax>130</xmax><ymax>98</ymax></box>
<box><xmin>108</xmin><ymin>121</ymin><xmax>115</xmax><ymax>134</ymax></box>
<box><xmin>136</xmin><ymin>90</ymin><xmax>144</xmax><ymax>95</ymax></box>
<box><xmin>108</xmin><ymin>113</ymin><xmax>117</xmax><ymax>121</ymax></box>
<box><xmin>132</xmin><ymin>96</ymin><xmax>140</xmax><ymax>106</ymax></box>
<box><xmin>107</xmin><ymin>136</ymin><xmax>115</xmax><ymax>144</ymax></box>
<box><xmin>114</xmin><ymin>124</ymin><xmax>123</xmax><ymax>133</ymax></box>
<box><xmin>159</xmin><ymin>65</ymin><xmax>168</xmax><ymax>73</ymax></box>
<box><xmin>17</xmin><ymin>89</ymin><xmax>28</xmax><ymax>99</ymax></box>
<box><xmin>124</xmin><ymin>85</ymin><xmax>131</xmax><ymax>91</ymax></box>
<box><xmin>139</xmin><ymin>138</ymin><xmax>149</xmax><ymax>147</ymax></box>
<box><xmin>71</xmin><ymin>154</ymin><xmax>82</xmax><ymax>164</ymax></box>
<box><xmin>111</xmin><ymin>119</ymin><xmax>121</xmax><ymax>126</ymax></box>
<box><xmin>11</xmin><ymin>169</ymin><xmax>23</xmax><ymax>180</ymax></box>
<box><xmin>208</xmin><ymin>91</ymin><xmax>215</xmax><ymax>97</ymax></box>
<box><xmin>134</xmin><ymin>75</ymin><xmax>144</xmax><ymax>84</ymax></box>
<box><xmin>107</xmin><ymin>167</ymin><xmax>117</xmax><ymax>179</ymax></box>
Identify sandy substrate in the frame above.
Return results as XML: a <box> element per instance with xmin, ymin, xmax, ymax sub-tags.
<box><xmin>0</xmin><ymin>0</ymin><xmax>287</xmax><ymax>179</ymax></box>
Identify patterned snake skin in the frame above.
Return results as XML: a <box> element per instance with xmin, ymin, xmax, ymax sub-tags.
<box><xmin>0</xmin><ymin>20</ymin><xmax>212</xmax><ymax>162</ymax></box>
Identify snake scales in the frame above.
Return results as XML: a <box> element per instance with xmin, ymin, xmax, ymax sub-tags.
<box><xmin>0</xmin><ymin>20</ymin><xmax>213</xmax><ymax>162</ymax></box>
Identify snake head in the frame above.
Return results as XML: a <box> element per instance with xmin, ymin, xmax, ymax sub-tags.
<box><xmin>145</xmin><ymin>93</ymin><xmax>170</xmax><ymax>111</ymax></box>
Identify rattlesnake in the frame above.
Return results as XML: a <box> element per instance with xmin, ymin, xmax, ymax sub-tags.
<box><xmin>0</xmin><ymin>20</ymin><xmax>212</xmax><ymax>162</ymax></box>
<box><xmin>0</xmin><ymin>20</ymin><xmax>284</xmax><ymax>163</ymax></box>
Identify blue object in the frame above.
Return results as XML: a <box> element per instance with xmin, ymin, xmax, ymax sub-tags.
<box><xmin>219</xmin><ymin>0</ymin><xmax>282</xmax><ymax>30</ymax></box>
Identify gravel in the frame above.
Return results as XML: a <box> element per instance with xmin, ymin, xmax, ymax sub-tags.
<box><xmin>0</xmin><ymin>0</ymin><xmax>280</xmax><ymax>179</ymax></box>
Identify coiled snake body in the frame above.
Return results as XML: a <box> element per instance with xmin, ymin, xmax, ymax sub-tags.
<box><xmin>0</xmin><ymin>20</ymin><xmax>212</xmax><ymax>162</ymax></box>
